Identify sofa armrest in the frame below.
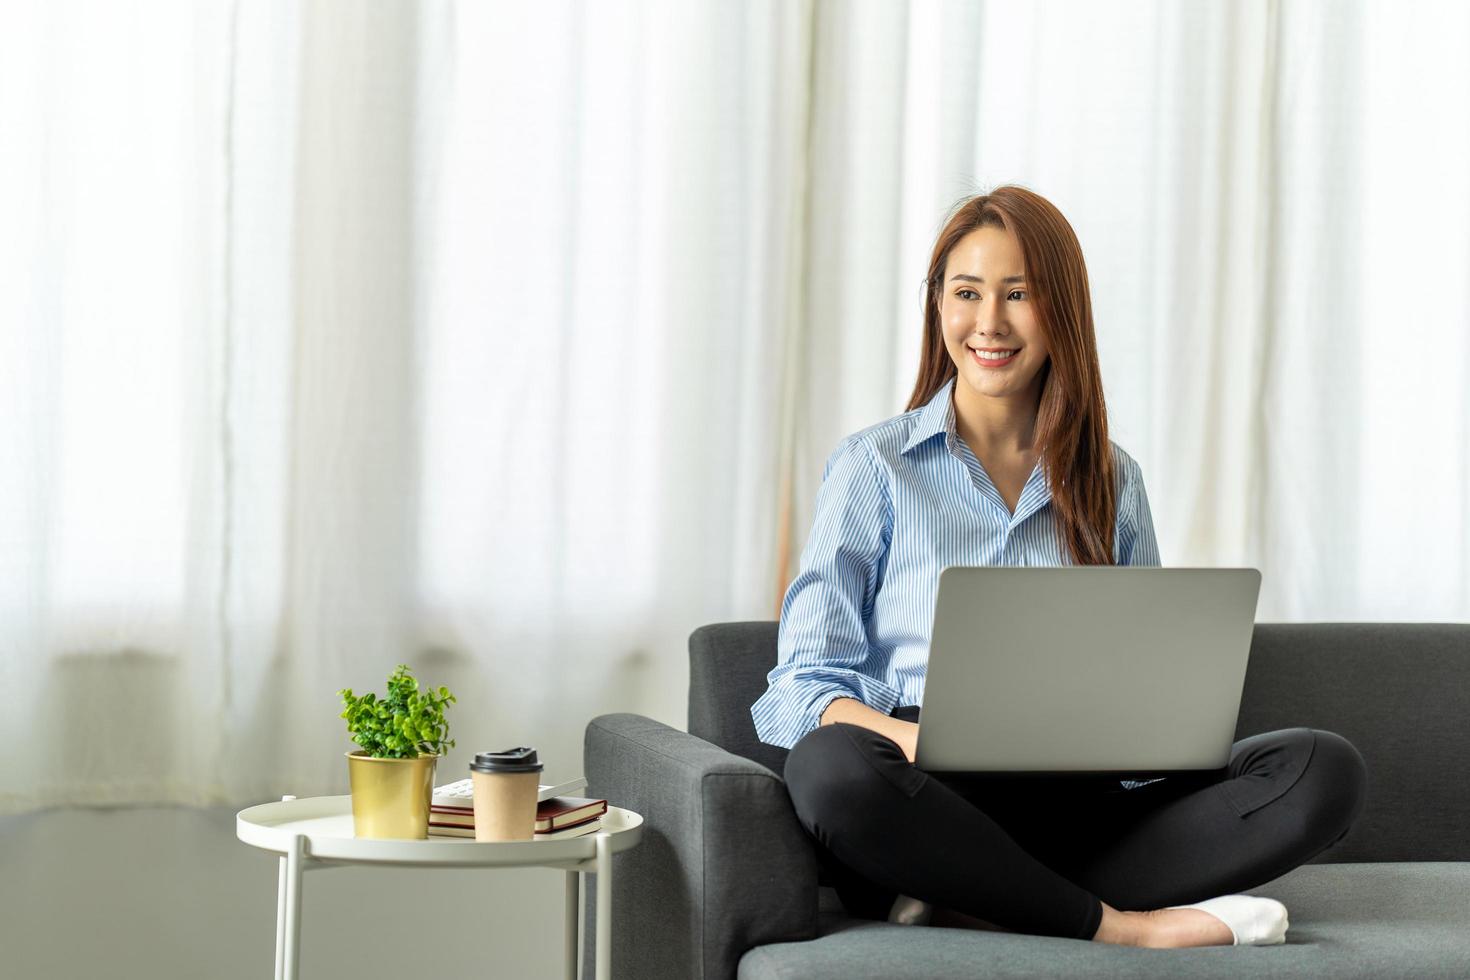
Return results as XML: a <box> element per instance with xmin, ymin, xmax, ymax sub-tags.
<box><xmin>582</xmin><ymin>712</ymin><xmax>818</xmax><ymax>980</ymax></box>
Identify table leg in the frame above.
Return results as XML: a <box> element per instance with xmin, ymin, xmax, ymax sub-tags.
<box><xmin>274</xmin><ymin>795</ymin><xmax>296</xmax><ymax>980</ymax></box>
<box><xmin>275</xmin><ymin>856</ymin><xmax>288</xmax><ymax>980</ymax></box>
<box><xmin>595</xmin><ymin>834</ymin><xmax>612</xmax><ymax>980</ymax></box>
<box><xmin>283</xmin><ymin>833</ymin><xmax>306</xmax><ymax>980</ymax></box>
<box><xmin>565</xmin><ymin>870</ymin><xmax>579</xmax><ymax>980</ymax></box>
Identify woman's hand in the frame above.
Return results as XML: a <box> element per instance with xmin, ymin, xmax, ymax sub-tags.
<box><xmin>820</xmin><ymin>698</ymin><xmax>920</xmax><ymax>763</ymax></box>
<box><xmin>894</xmin><ymin>720</ymin><xmax>920</xmax><ymax>764</ymax></box>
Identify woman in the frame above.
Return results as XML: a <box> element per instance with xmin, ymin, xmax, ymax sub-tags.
<box><xmin>750</xmin><ymin>186</ymin><xmax>1367</xmax><ymax>948</ymax></box>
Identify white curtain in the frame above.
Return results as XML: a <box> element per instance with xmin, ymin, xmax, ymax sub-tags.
<box><xmin>789</xmin><ymin>0</ymin><xmax>1470</xmax><ymax>623</ymax></box>
<box><xmin>2</xmin><ymin>0</ymin><xmax>1466</xmax><ymax>813</ymax></box>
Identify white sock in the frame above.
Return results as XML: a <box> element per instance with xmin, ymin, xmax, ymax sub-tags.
<box><xmin>887</xmin><ymin>894</ymin><xmax>933</xmax><ymax>926</ymax></box>
<box><xmin>1165</xmin><ymin>894</ymin><xmax>1290</xmax><ymax>946</ymax></box>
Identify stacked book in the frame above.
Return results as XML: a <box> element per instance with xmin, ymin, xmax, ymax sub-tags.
<box><xmin>428</xmin><ymin>776</ymin><xmax>608</xmax><ymax>840</ymax></box>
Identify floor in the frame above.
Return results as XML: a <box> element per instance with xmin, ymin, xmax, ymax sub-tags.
<box><xmin>2</xmin><ymin>804</ymin><xmax>570</xmax><ymax>980</ymax></box>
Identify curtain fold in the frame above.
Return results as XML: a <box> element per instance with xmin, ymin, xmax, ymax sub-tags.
<box><xmin>2</xmin><ymin>0</ymin><xmax>1466</xmax><ymax>813</ymax></box>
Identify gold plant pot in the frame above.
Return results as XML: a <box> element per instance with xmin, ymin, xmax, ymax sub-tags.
<box><xmin>345</xmin><ymin>750</ymin><xmax>438</xmax><ymax>839</ymax></box>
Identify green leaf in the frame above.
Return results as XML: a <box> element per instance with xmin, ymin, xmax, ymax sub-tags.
<box><xmin>337</xmin><ymin>663</ymin><xmax>455</xmax><ymax>760</ymax></box>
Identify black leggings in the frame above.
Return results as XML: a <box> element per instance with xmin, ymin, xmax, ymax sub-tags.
<box><xmin>783</xmin><ymin>705</ymin><xmax>1368</xmax><ymax>940</ymax></box>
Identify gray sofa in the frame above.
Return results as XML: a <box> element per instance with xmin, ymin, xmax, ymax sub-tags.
<box><xmin>582</xmin><ymin>622</ymin><xmax>1470</xmax><ymax>978</ymax></box>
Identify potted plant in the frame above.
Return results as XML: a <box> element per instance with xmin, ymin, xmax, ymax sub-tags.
<box><xmin>338</xmin><ymin>664</ymin><xmax>456</xmax><ymax>839</ymax></box>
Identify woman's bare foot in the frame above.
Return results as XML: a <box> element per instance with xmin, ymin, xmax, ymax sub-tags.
<box><xmin>1091</xmin><ymin>901</ymin><xmax>1234</xmax><ymax>948</ymax></box>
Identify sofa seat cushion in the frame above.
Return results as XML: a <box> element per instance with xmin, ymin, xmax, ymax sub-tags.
<box><xmin>738</xmin><ymin>863</ymin><xmax>1470</xmax><ymax>979</ymax></box>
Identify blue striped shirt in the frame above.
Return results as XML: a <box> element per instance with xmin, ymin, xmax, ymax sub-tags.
<box><xmin>751</xmin><ymin>377</ymin><xmax>1161</xmax><ymax>759</ymax></box>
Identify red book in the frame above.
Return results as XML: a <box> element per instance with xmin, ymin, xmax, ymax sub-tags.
<box><xmin>429</xmin><ymin>796</ymin><xmax>607</xmax><ymax>833</ymax></box>
<box><xmin>534</xmin><ymin>797</ymin><xmax>607</xmax><ymax>833</ymax></box>
<box><xmin>428</xmin><ymin>815</ymin><xmax>604</xmax><ymax>841</ymax></box>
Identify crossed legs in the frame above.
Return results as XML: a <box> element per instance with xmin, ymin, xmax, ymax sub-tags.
<box><xmin>783</xmin><ymin>720</ymin><xmax>1367</xmax><ymax>941</ymax></box>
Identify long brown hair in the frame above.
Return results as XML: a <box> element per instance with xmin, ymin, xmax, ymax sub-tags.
<box><xmin>905</xmin><ymin>186</ymin><xmax>1117</xmax><ymax>565</ymax></box>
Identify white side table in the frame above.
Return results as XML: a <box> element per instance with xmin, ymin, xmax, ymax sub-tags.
<box><xmin>237</xmin><ymin>795</ymin><xmax>643</xmax><ymax>980</ymax></box>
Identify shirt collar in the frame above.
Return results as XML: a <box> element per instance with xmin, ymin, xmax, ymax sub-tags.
<box><xmin>900</xmin><ymin>377</ymin><xmax>1055</xmax><ymax>523</ymax></box>
<box><xmin>900</xmin><ymin>378</ymin><xmax>957</xmax><ymax>456</ymax></box>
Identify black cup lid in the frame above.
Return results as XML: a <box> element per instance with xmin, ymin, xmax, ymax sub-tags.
<box><xmin>470</xmin><ymin>746</ymin><xmax>543</xmax><ymax>773</ymax></box>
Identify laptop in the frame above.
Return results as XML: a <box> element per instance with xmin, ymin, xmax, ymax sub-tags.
<box><xmin>913</xmin><ymin>566</ymin><xmax>1262</xmax><ymax>776</ymax></box>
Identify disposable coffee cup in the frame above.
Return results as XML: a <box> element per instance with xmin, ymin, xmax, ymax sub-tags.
<box><xmin>469</xmin><ymin>747</ymin><xmax>544</xmax><ymax>841</ymax></box>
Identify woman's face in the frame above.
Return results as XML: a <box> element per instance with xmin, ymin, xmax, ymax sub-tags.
<box><xmin>936</xmin><ymin>225</ymin><xmax>1050</xmax><ymax>406</ymax></box>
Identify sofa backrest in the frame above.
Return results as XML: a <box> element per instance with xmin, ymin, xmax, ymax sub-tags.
<box><xmin>687</xmin><ymin>620</ymin><xmax>1470</xmax><ymax>863</ymax></box>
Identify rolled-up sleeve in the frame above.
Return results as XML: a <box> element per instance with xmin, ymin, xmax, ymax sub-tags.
<box><xmin>1115</xmin><ymin>456</ymin><xmax>1161</xmax><ymax>567</ymax></box>
<box><xmin>750</xmin><ymin>435</ymin><xmax>902</xmax><ymax>749</ymax></box>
